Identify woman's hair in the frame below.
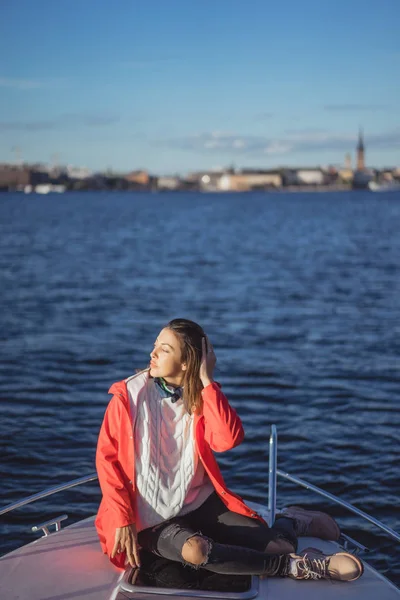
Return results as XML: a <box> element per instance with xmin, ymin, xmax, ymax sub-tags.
<box><xmin>166</xmin><ymin>318</ymin><xmax>206</xmax><ymax>414</ymax></box>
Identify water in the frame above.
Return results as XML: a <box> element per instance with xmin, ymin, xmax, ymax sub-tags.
<box><xmin>0</xmin><ymin>190</ymin><xmax>399</xmax><ymax>585</ymax></box>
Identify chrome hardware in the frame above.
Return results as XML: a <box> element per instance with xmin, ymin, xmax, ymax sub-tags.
<box><xmin>32</xmin><ymin>514</ymin><xmax>68</xmax><ymax>536</ymax></box>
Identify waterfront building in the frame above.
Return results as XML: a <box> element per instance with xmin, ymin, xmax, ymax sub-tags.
<box><xmin>339</xmin><ymin>153</ymin><xmax>353</xmax><ymax>183</ymax></box>
<box><xmin>218</xmin><ymin>170</ymin><xmax>282</xmax><ymax>191</ymax></box>
<box><xmin>66</xmin><ymin>166</ymin><xmax>92</xmax><ymax>180</ymax></box>
<box><xmin>282</xmin><ymin>168</ymin><xmax>325</xmax><ymax>186</ymax></box>
<box><xmin>157</xmin><ymin>176</ymin><xmax>180</xmax><ymax>190</ymax></box>
<box><xmin>338</xmin><ymin>168</ymin><xmax>353</xmax><ymax>183</ymax></box>
<box><xmin>185</xmin><ymin>171</ymin><xmax>226</xmax><ymax>191</ymax></box>
<box><xmin>356</xmin><ymin>129</ymin><xmax>365</xmax><ymax>171</ymax></box>
<box><xmin>125</xmin><ymin>170</ymin><xmax>150</xmax><ymax>186</ymax></box>
<box><xmin>381</xmin><ymin>170</ymin><xmax>394</xmax><ymax>182</ymax></box>
<box><xmin>0</xmin><ymin>164</ymin><xmax>32</xmax><ymax>190</ymax></box>
<box><xmin>353</xmin><ymin>128</ymin><xmax>372</xmax><ymax>188</ymax></box>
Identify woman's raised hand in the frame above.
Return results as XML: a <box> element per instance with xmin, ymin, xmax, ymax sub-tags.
<box><xmin>112</xmin><ymin>524</ymin><xmax>141</xmax><ymax>568</ymax></box>
<box><xmin>200</xmin><ymin>336</ymin><xmax>216</xmax><ymax>387</ymax></box>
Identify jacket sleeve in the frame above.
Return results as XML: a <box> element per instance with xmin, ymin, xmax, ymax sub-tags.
<box><xmin>201</xmin><ymin>382</ymin><xmax>244</xmax><ymax>452</ymax></box>
<box><xmin>96</xmin><ymin>395</ymin><xmax>135</xmax><ymax>527</ymax></box>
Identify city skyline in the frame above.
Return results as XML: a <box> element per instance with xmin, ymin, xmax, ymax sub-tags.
<box><xmin>1</xmin><ymin>0</ymin><xmax>399</xmax><ymax>173</ymax></box>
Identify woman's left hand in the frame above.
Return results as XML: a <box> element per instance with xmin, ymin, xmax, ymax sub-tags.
<box><xmin>200</xmin><ymin>336</ymin><xmax>216</xmax><ymax>387</ymax></box>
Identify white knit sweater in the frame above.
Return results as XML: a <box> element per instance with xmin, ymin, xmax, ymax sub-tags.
<box><xmin>133</xmin><ymin>377</ymin><xmax>213</xmax><ymax>532</ymax></box>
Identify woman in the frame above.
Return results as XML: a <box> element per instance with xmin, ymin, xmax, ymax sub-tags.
<box><xmin>95</xmin><ymin>318</ymin><xmax>363</xmax><ymax>581</ymax></box>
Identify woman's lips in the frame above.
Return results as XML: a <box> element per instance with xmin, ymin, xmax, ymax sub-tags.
<box><xmin>150</xmin><ymin>361</ymin><xmax>157</xmax><ymax>368</ymax></box>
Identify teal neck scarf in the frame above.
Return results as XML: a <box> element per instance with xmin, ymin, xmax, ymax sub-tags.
<box><xmin>153</xmin><ymin>377</ymin><xmax>184</xmax><ymax>403</ymax></box>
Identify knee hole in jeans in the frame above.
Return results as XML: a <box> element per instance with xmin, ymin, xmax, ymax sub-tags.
<box><xmin>181</xmin><ymin>535</ymin><xmax>210</xmax><ymax>566</ymax></box>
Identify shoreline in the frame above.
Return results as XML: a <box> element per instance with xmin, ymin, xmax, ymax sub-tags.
<box><xmin>1</xmin><ymin>184</ymin><xmax>364</xmax><ymax>195</ymax></box>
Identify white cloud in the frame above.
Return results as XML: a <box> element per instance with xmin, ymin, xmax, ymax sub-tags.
<box><xmin>263</xmin><ymin>142</ymin><xmax>293</xmax><ymax>155</ymax></box>
<box><xmin>166</xmin><ymin>129</ymin><xmax>400</xmax><ymax>157</ymax></box>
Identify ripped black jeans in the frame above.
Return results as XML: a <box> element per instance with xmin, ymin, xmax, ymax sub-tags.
<box><xmin>138</xmin><ymin>492</ymin><xmax>297</xmax><ymax>576</ymax></box>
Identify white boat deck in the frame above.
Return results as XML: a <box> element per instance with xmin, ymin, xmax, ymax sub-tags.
<box><xmin>1</xmin><ymin>515</ymin><xmax>399</xmax><ymax>600</ymax></box>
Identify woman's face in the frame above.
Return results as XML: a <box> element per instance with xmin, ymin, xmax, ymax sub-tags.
<box><xmin>149</xmin><ymin>328</ymin><xmax>187</xmax><ymax>384</ymax></box>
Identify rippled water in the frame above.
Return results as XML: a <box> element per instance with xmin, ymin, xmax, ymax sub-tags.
<box><xmin>0</xmin><ymin>190</ymin><xmax>399</xmax><ymax>585</ymax></box>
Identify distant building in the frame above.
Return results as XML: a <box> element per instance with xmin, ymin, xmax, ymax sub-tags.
<box><xmin>185</xmin><ymin>171</ymin><xmax>225</xmax><ymax>191</ymax></box>
<box><xmin>218</xmin><ymin>170</ymin><xmax>282</xmax><ymax>191</ymax></box>
<box><xmin>157</xmin><ymin>176</ymin><xmax>180</xmax><ymax>190</ymax></box>
<box><xmin>381</xmin><ymin>170</ymin><xmax>394</xmax><ymax>182</ymax></box>
<box><xmin>67</xmin><ymin>166</ymin><xmax>92</xmax><ymax>180</ymax></box>
<box><xmin>356</xmin><ymin>129</ymin><xmax>365</xmax><ymax>171</ymax></box>
<box><xmin>200</xmin><ymin>172</ymin><xmax>224</xmax><ymax>191</ymax></box>
<box><xmin>353</xmin><ymin>128</ymin><xmax>372</xmax><ymax>188</ymax></box>
<box><xmin>125</xmin><ymin>170</ymin><xmax>150</xmax><ymax>186</ymax></box>
<box><xmin>297</xmin><ymin>169</ymin><xmax>325</xmax><ymax>185</ymax></box>
<box><xmin>323</xmin><ymin>165</ymin><xmax>340</xmax><ymax>185</ymax></box>
<box><xmin>338</xmin><ymin>168</ymin><xmax>353</xmax><ymax>183</ymax></box>
<box><xmin>186</xmin><ymin>171</ymin><xmax>207</xmax><ymax>184</ymax></box>
<box><xmin>0</xmin><ymin>165</ymin><xmax>31</xmax><ymax>190</ymax></box>
<box><xmin>30</xmin><ymin>163</ymin><xmax>53</xmax><ymax>175</ymax></box>
<box><xmin>339</xmin><ymin>153</ymin><xmax>353</xmax><ymax>182</ymax></box>
<box><xmin>282</xmin><ymin>168</ymin><xmax>324</xmax><ymax>186</ymax></box>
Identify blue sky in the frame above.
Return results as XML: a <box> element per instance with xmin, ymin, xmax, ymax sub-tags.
<box><xmin>1</xmin><ymin>0</ymin><xmax>399</xmax><ymax>173</ymax></box>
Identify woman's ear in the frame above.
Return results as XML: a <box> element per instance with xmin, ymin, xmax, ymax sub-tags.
<box><xmin>181</xmin><ymin>362</ymin><xmax>187</xmax><ymax>372</ymax></box>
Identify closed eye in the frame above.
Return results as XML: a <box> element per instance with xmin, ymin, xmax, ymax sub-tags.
<box><xmin>154</xmin><ymin>343</ymin><xmax>169</xmax><ymax>353</ymax></box>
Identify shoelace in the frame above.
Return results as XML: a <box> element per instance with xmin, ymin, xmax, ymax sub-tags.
<box><xmin>297</xmin><ymin>553</ymin><xmax>329</xmax><ymax>580</ymax></box>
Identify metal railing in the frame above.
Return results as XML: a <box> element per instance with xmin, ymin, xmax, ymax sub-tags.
<box><xmin>276</xmin><ymin>469</ymin><xmax>400</xmax><ymax>544</ymax></box>
<box><xmin>0</xmin><ymin>473</ymin><xmax>98</xmax><ymax>517</ymax></box>
<box><xmin>1</xmin><ymin>427</ymin><xmax>399</xmax><ymax>546</ymax></box>
<box><xmin>32</xmin><ymin>514</ymin><xmax>68</xmax><ymax>536</ymax></box>
<box><xmin>267</xmin><ymin>425</ymin><xmax>277</xmax><ymax>527</ymax></box>
<box><xmin>266</xmin><ymin>425</ymin><xmax>399</xmax><ymax>544</ymax></box>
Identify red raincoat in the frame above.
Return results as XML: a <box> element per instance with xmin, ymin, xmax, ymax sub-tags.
<box><xmin>95</xmin><ymin>378</ymin><xmax>264</xmax><ymax>568</ymax></box>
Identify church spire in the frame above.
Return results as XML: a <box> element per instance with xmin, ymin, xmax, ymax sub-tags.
<box><xmin>357</xmin><ymin>128</ymin><xmax>364</xmax><ymax>152</ymax></box>
<box><xmin>356</xmin><ymin>127</ymin><xmax>365</xmax><ymax>171</ymax></box>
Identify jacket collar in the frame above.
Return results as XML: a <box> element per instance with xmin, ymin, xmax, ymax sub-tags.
<box><xmin>153</xmin><ymin>377</ymin><xmax>184</xmax><ymax>403</ymax></box>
